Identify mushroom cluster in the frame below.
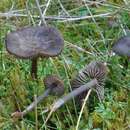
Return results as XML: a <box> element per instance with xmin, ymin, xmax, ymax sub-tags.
<box><xmin>45</xmin><ymin>61</ymin><xmax>107</xmax><ymax>122</ymax></box>
<box><xmin>5</xmin><ymin>26</ymin><xmax>64</xmax><ymax>79</ymax></box>
<box><xmin>4</xmin><ymin>25</ymin><xmax>109</xmax><ymax>121</ymax></box>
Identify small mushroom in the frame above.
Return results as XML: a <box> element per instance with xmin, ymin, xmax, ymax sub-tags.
<box><xmin>44</xmin><ymin>75</ymin><xmax>64</xmax><ymax>96</ymax></box>
<box><xmin>11</xmin><ymin>75</ymin><xmax>64</xmax><ymax>118</ymax></box>
<box><xmin>113</xmin><ymin>36</ymin><xmax>130</xmax><ymax>57</ymax></box>
<box><xmin>5</xmin><ymin>26</ymin><xmax>64</xmax><ymax>79</ymax></box>
<box><xmin>112</xmin><ymin>36</ymin><xmax>130</xmax><ymax>70</ymax></box>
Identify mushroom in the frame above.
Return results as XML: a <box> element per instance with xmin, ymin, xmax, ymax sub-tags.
<box><xmin>112</xmin><ymin>36</ymin><xmax>130</xmax><ymax>71</ymax></box>
<box><xmin>45</xmin><ymin>61</ymin><xmax>107</xmax><ymax>122</ymax></box>
<box><xmin>71</xmin><ymin>61</ymin><xmax>107</xmax><ymax>104</ymax></box>
<box><xmin>11</xmin><ymin>75</ymin><xmax>64</xmax><ymax>118</ymax></box>
<box><xmin>5</xmin><ymin>26</ymin><xmax>64</xmax><ymax>79</ymax></box>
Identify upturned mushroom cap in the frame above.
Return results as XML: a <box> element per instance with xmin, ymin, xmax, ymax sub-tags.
<box><xmin>5</xmin><ymin>26</ymin><xmax>64</xmax><ymax>59</ymax></box>
<box><xmin>71</xmin><ymin>61</ymin><xmax>107</xmax><ymax>103</ymax></box>
<box><xmin>44</xmin><ymin>75</ymin><xmax>64</xmax><ymax>96</ymax></box>
<box><xmin>112</xmin><ymin>36</ymin><xmax>130</xmax><ymax>56</ymax></box>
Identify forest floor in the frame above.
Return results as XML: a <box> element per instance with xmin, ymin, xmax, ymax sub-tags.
<box><xmin>0</xmin><ymin>0</ymin><xmax>130</xmax><ymax>130</ymax></box>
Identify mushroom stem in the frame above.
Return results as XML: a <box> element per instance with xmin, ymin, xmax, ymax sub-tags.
<box><xmin>45</xmin><ymin>79</ymin><xmax>98</xmax><ymax>123</ymax></box>
<box><xmin>31</xmin><ymin>58</ymin><xmax>38</xmax><ymax>79</ymax></box>
<box><xmin>11</xmin><ymin>88</ymin><xmax>51</xmax><ymax>118</ymax></box>
<box><xmin>22</xmin><ymin>88</ymin><xmax>51</xmax><ymax>116</ymax></box>
<box><xmin>124</xmin><ymin>58</ymin><xmax>128</xmax><ymax>69</ymax></box>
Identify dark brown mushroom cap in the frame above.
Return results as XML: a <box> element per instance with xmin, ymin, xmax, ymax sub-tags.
<box><xmin>112</xmin><ymin>36</ymin><xmax>130</xmax><ymax>57</ymax></box>
<box><xmin>5</xmin><ymin>26</ymin><xmax>64</xmax><ymax>59</ymax></box>
<box><xmin>44</xmin><ymin>75</ymin><xmax>64</xmax><ymax>96</ymax></box>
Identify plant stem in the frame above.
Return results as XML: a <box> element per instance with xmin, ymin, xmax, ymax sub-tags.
<box><xmin>76</xmin><ymin>89</ymin><xmax>92</xmax><ymax>130</ymax></box>
<box><xmin>31</xmin><ymin>58</ymin><xmax>38</xmax><ymax>79</ymax></box>
<box><xmin>34</xmin><ymin>95</ymin><xmax>38</xmax><ymax>130</ymax></box>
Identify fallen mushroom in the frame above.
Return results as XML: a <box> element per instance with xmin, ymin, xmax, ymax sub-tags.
<box><xmin>112</xmin><ymin>36</ymin><xmax>130</xmax><ymax>71</ymax></box>
<box><xmin>11</xmin><ymin>75</ymin><xmax>64</xmax><ymax>118</ymax></box>
<box><xmin>5</xmin><ymin>26</ymin><xmax>64</xmax><ymax>79</ymax></box>
<box><xmin>45</xmin><ymin>61</ymin><xmax>107</xmax><ymax>122</ymax></box>
<box><xmin>71</xmin><ymin>60</ymin><xmax>107</xmax><ymax>104</ymax></box>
